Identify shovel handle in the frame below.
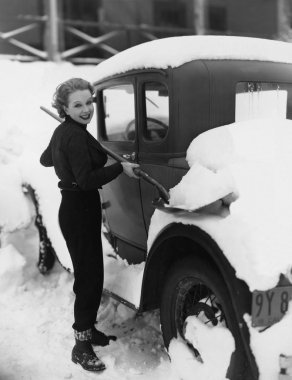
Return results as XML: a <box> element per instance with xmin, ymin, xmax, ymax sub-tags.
<box><xmin>40</xmin><ymin>106</ymin><xmax>170</xmax><ymax>203</ymax></box>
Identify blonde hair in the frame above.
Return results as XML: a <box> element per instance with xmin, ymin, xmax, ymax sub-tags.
<box><xmin>52</xmin><ymin>78</ymin><xmax>94</xmax><ymax>118</ymax></box>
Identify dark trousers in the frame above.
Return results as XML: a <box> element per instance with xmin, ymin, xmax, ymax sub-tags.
<box><xmin>58</xmin><ymin>190</ymin><xmax>103</xmax><ymax>332</ymax></box>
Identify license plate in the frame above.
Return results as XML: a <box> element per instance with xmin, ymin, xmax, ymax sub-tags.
<box><xmin>252</xmin><ymin>286</ymin><xmax>292</xmax><ymax>327</ymax></box>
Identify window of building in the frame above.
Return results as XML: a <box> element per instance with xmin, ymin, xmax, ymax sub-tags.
<box><xmin>143</xmin><ymin>82</ymin><xmax>169</xmax><ymax>141</ymax></box>
<box><xmin>208</xmin><ymin>0</ymin><xmax>227</xmax><ymax>32</ymax></box>
<box><xmin>235</xmin><ymin>82</ymin><xmax>292</xmax><ymax>122</ymax></box>
<box><xmin>102</xmin><ymin>84</ymin><xmax>136</xmax><ymax>142</ymax></box>
<box><xmin>153</xmin><ymin>1</ymin><xmax>187</xmax><ymax>28</ymax></box>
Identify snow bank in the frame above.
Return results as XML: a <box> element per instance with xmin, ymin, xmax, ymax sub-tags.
<box><xmin>93</xmin><ymin>36</ymin><xmax>292</xmax><ymax>81</ymax></box>
<box><xmin>245</xmin><ymin>306</ymin><xmax>292</xmax><ymax>379</ymax></box>
<box><xmin>0</xmin><ymin>163</ymin><xmax>32</xmax><ymax>231</ymax></box>
<box><xmin>0</xmin><ymin>60</ymin><xmax>99</xmax><ymax>271</ymax></box>
<box><xmin>0</xmin><ymin>244</ymin><xmax>26</xmax><ymax>293</ymax></box>
<box><xmin>169</xmin><ymin>317</ymin><xmax>235</xmax><ymax>380</ymax></box>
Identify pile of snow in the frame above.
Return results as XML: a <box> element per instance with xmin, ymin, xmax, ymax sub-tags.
<box><xmin>245</xmin><ymin>310</ymin><xmax>292</xmax><ymax>380</ymax></box>
<box><xmin>169</xmin><ymin>318</ymin><xmax>235</xmax><ymax>380</ymax></box>
<box><xmin>1</xmin><ymin>224</ymin><xmax>231</xmax><ymax>380</ymax></box>
<box><xmin>93</xmin><ymin>36</ymin><xmax>292</xmax><ymax>81</ymax></box>
<box><xmin>168</xmin><ymin>164</ymin><xmax>237</xmax><ymax>211</ymax></box>
<box><xmin>0</xmin><ymin>164</ymin><xmax>32</xmax><ymax>231</ymax></box>
<box><xmin>149</xmin><ymin>118</ymin><xmax>292</xmax><ymax>292</ymax></box>
<box><xmin>0</xmin><ymin>59</ymin><xmax>99</xmax><ymax>270</ymax></box>
<box><xmin>0</xmin><ymin>244</ymin><xmax>26</xmax><ymax>292</ymax></box>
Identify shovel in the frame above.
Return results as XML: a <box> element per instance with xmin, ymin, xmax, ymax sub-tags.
<box><xmin>40</xmin><ymin>106</ymin><xmax>233</xmax><ymax>216</ymax></box>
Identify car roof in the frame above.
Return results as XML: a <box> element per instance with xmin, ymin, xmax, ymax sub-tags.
<box><xmin>93</xmin><ymin>35</ymin><xmax>292</xmax><ymax>83</ymax></box>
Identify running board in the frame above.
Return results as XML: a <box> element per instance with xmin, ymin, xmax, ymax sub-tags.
<box><xmin>103</xmin><ymin>288</ymin><xmax>139</xmax><ymax>312</ymax></box>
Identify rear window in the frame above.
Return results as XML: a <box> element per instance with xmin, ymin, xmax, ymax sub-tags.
<box><xmin>143</xmin><ymin>82</ymin><xmax>169</xmax><ymax>141</ymax></box>
<box><xmin>236</xmin><ymin>82</ymin><xmax>292</xmax><ymax>122</ymax></box>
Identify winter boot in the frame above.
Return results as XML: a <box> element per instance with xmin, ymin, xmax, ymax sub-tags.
<box><xmin>90</xmin><ymin>325</ymin><xmax>117</xmax><ymax>346</ymax></box>
<box><xmin>72</xmin><ymin>329</ymin><xmax>106</xmax><ymax>372</ymax></box>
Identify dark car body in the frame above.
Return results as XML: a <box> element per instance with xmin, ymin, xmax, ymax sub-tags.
<box><xmin>91</xmin><ymin>56</ymin><xmax>292</xmax><ymax>379</ymax></box>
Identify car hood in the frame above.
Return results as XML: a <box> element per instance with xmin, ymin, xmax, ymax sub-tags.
<box><xmin>148</xmin><ymin>117</ymin><xmax>292</xmax><ymax>292</ymax></box>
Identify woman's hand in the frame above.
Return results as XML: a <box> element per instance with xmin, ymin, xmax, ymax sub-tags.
<box><xmin>121</xmin><ymin>162</ymin><xmax>140</xmax><ymax>179</ymax></box>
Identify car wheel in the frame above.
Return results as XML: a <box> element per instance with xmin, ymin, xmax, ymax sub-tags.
<box><xmin>160</xmin><ymin>256</ymin><xmax>253</xmax><ymax>380</ymax></box>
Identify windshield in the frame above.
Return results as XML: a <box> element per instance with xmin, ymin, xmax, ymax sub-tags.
<box><xmin>236</xmin><ymin>82</ymin><xmax>292</xmax><ymax>122</ymax></box>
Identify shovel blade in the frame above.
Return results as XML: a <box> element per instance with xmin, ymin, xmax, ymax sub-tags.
<box><xmin>153</xmin><ymin>192</ymin><xmax>236</xmax><ymax>217</ymax></box>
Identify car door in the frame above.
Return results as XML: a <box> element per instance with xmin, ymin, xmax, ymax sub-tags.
<box><xmin>137</xmin><ymin>72</ymin><xmax>187</xmax><ymax>232</ymax></box>
<box><xmin>95</xmin><ymin>77</ymin><xmax>147</xmax><ymax>264</ymax></box>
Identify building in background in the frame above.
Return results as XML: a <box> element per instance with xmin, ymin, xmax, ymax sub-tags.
<box><xmin>0</xmin><ymin>0</ymin><xmax>291</xmax><ymax>62</ymax></box>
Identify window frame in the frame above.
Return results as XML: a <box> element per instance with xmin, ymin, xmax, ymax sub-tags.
<box><xmin>141</xmin><ymin>81</ymin><xmax>170</xmax><ymax>143</ymax></box>
<box><xmin>95</xmin><ymin>76</ymin><xmax>137</xmax><ymax>144</ymax></box>
<box><xmin>138</xmin><ymin>77</ymin><xmax>170</xmax><ymax>146</ymax></box>
<box><xmin>235</xmin><ymin>80</ymin><xmax>292</xmax><ymax>122</ymax></box>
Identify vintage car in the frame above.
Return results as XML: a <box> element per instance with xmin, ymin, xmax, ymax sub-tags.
<box><xmin>35</xmin><ymin>36</ymin><xmax>292</xmax><ymax>379</ymax></box>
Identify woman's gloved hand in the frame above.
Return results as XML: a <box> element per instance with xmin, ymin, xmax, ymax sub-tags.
<box><xmin>121</xmin><ymin>162</ymin><xmax>140</xmax><ymax>179</ymax></box>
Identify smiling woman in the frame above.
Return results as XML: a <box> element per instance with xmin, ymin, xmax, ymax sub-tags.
<box><xmin>39</xmin><ymin>77</ymin><xmax>140</xmax><ymax>373</ymax></box>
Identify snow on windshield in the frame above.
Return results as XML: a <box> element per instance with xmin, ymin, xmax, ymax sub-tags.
<box><xmin>93</xmin><ymin>36</ymin><xmax>292</xmax><ymax>81</ymax></box>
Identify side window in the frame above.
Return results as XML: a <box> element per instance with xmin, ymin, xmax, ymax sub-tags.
<box><xmin>143</xmin><ymin>82</ymin><xmax>169</xmax><ymax>141</ymax></box>
<box><xmin>236</xmin><ymin>82</ymin><xmax>290</xmax><ymax>122</ymax></box>
<box><xmin>102</xmin><ymin>84</ymin><xmax>135</xmax><ymax>141</ymax></box>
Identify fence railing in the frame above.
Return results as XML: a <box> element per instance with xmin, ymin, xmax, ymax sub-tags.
<box><xmin>0</xmin><ymin>19</ymin><xmax>48</xmax><ymax>60</ymax></box>
<box><xmin>0</xmin><ymin>1</ymin><xmax>197</xmax><ymax>63</ymax></box>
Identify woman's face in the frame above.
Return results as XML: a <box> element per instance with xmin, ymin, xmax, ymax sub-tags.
<box><xmin>64</xmin><ymin>89</ymin><xmax>94</xmax><ymax>125</ymax></box>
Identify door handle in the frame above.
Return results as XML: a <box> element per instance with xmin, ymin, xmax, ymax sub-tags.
<box><xmin>122</xmin><ymin>152</ymin><xmax>136</xmax><ymax>161</ymax></box>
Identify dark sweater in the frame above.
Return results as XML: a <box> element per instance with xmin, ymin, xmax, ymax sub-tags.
<box><xmin>40</xmin><ymin>116</ymin><xmax>123</xmax><ymax>190</ymax></box>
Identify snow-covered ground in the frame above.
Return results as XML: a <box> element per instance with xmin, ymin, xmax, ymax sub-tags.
<box><xmin>0</xmin><ymin>224</ymin><xmax>172</xmax><ymax>380</ymax></box>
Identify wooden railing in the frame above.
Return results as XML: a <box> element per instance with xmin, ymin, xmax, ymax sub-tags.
<box><xmin>0</xmin><ymin>0</ymin><xmax>196</xmax><ymax>63</ymax></box>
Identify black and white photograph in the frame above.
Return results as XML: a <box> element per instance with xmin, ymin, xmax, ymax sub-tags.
<box><xmin>1</xmin><ymin>1</ymin><xmax>292</xmax><ymax>379</ymax></box>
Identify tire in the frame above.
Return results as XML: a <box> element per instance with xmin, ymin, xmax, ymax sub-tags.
<box><xmin>160</xmin><ymin>257</ymin><xmax>253</xmax><ymax>380</ymax></box>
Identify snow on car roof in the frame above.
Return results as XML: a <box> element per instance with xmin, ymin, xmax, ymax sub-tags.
<box><xmin>93</xmin><ymin>35</ymin><xmax>292</xmax><ymax>81</ymax></box>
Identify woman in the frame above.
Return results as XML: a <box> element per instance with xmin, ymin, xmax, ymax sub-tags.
<box><xmin>40</xmin><ymin>78</ymin><xmax>139</xmax><ymax>372</ymax></box>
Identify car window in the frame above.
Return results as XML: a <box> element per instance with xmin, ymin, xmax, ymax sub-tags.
<box><xmin>143</xmin><ymin>82</ymin><xmax>169</xmax><ymax>141</ymax></box>
<box><xmin>236</xmin><ymin>82</ymin><xmax>292</xmax><ymax>122</ymax></box>
<box><xmin>102</xmin><ymin>84</ymin><xmax>136</xmax><ymax>141</ymax></box>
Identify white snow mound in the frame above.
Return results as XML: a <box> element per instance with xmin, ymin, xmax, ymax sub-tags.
<box><xmin>149</xmin><ymin>118</ymin><xmax>292</xmax><ymax>292</ymax></box>
<box><xmin>0</xmin><ymin>244</ymin><xmax>26</xmax><ymax>293</ymax></box>
<box><xmin>169</xmin><ymin>317</ymin><xmax>234</xmax><ymax>380</ymax></box>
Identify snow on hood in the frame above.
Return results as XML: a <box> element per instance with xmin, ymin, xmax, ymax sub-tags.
<box><xmin>148</xmin><ymin>118</ymin><xmax>292</xmax><ymax>292</ymax></box>
<box><xmin>93</xmin><ymin>36</ymin><xmax>292</xmax><ymax>82</ymax></box>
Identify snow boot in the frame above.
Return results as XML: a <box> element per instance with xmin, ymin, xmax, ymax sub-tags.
<box><xmin>72</xmin><ymin>330</ymin><xmax>106</xmax><ymax>372</ymax></box>
<box><xmin>90</xmin><ymin>326</ymin><xmax>117</xmax><ymax>346</ymax></box>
